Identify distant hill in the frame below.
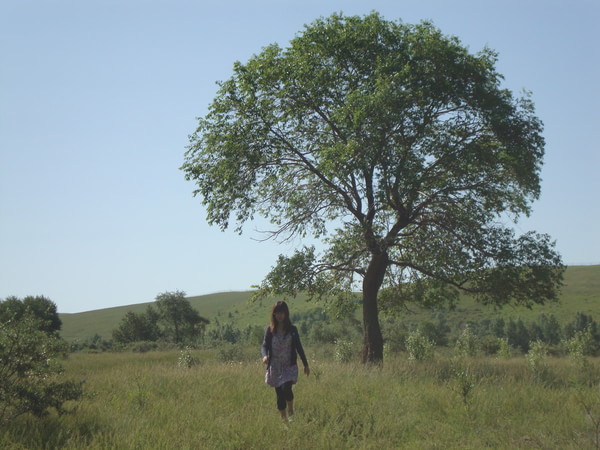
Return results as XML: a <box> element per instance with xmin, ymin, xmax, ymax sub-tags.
<box><xmin>59</xmin><ymin>265</ymin><xmax>600</xmax><ymax>342</ymax></box>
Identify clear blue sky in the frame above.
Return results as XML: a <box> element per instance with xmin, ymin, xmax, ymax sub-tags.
<box><xmin>1</xmin><ymin>0</ymin><xmax>598</xmax><ymax>313</ymax></box>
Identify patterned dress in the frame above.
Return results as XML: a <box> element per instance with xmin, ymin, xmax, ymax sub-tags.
<box><xmin>265</xmin><ymin>332</ymin><xmax>299</xmax><ymax>388</ymax></box>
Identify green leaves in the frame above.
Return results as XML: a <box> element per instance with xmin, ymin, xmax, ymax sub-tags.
<box><xmin>0</xmin><ymin>317</ymin><xmax>82</xmax><ymax>422</ymax></box>
<box><xmin>252</xmin><ymin>246</ymin><xmax>318</xmax><ymax>300</ymax></box>
<box><xmin>155</xmin><ymin>291</ymin><xmax>209</xmax><ymax>344</ymax></box>
<box><xmin>183</xmin><ymin>12</ymin><xmax>563</xmax><ymax>342</ymax></box>
<box><xmin>112</xmin><ymin>291</ymin><xmax>209</xmax><ymax>345</ymax></box>
<box><xmin>0</xmin><ymin>296</ymin><xmax>62</xmax><ymax>335</ymax></box>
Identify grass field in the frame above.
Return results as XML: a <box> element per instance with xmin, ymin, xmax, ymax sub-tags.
<box><xmin>2</xmin><ymin>348</ymin><xmax>600</xmax><ymax>448</ymax></box>
<box><xmin>60</xmin><ymin>265</ymin><xmax>600</xmax><ymax>343</ymax></box>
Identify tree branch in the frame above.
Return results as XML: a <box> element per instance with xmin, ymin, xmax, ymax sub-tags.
<box><xmin>266</xmin><ymin>123</ymin><xmax>365</xmax><ymax>221</ymax></box>
<box><xmin>388</xmin><ymin>260</ymin><xmax>480</xmax><ymax>293</ymax></box>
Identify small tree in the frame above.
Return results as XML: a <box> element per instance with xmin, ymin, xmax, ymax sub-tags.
<box><xmin>526</xmin><ymin>339</ymin><xmax>549</xmax><ymax>380</ymax></box>
<box><xmin>156</xmin><ymin>291</ymin><xmax>208</xmax><ymax>344</ymax></box>
<box><xmin>565</xmin><ymin>313</ymin><xmax>599</xmax><ymax>343</ymax></box>
<box><xmin>564</xmin><ymin>325</ymin><xmax>597</xmax><ymax>358</ymax></box>
<box><xmin>497</xmin><ymin>338</ymin><xmax>512</xmax><ymax>358</ymax></box>
<box><xmin>0</xmin><ymin>316</ymin><xmax>82</xmax><ymax>423</ymax></box>
<box><xmin>112</xmin><ymin>307</ymin><xmax>162</xmax><ymax>344</ymax></box>
<box><xmin>406</xmin><ymin>329</ymin><xmax>434</xmax><ymax>361</ymax></box>
<box><xmin>455</xmin><ymin>325</ymin><xmax>479</xmax><ymax>357</ymax></box>
<box><xmin>334</xmin><ymin>339</ymin><xmax>356</xmax><ymax>363</ymax></box>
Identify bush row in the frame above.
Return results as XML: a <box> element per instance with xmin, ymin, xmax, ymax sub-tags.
<box><xmin>72</xmin><ymin>309</ymin><xmax>600</xmax><ymax>361</ymax></box>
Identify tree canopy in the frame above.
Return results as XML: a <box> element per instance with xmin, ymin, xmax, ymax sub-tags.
<box><xmin>156</xmin><ymin>290</ymin><xmax>208</xmax><ymax>343</ymax></box>
<box><xmin>181</xmin><ymin>12</ymin><xmax>564</xmax><ymax>363</ymax></box>
<box><xmin>0</xmin><ymin>295</ymin><xmax>62</xmax><ymax>335</ymax></box>
<box><xmin>112</xmin><ymin>308</ymin><xmax>161</xmax><ymax>344</ymax></box>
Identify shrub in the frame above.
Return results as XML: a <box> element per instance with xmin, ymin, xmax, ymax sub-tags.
<box><xmin>450</xmin><ymin>360</ymin><xmax>476</xmax><ymax>406</ymax></box>
<box><xmin>496</xmin><ymin>338</ymin><xmax>512</xmax><ymax>358</ymax></box>
<box><xmin>178</xmin><ymin>346</ymin><xmax>201</xmax><ymax>368</ymax></box>
<box><xmin>455</xmin><ymin>326</ymin><xmax>479</xmax><ymax>357</ymax></box>
<box><xmin>565</xmin><ymin>312</ymin><xmax>599</xmax><ymax>341</ymax></box>
<box><xmin>406</xmin><ymin>329</ymin><xmax>434</xmax><ymax>361</ymax></box>
<box><xmin>334</xmin><ymin>339</ymin><xmax>355</xmax><ymax>363</ymax></box>
<box><xmin>526</xmin><ymin>340</ymin><xmax>549</xmax><ymax>381</ymax></box>
<box><xmin>563</xmin><ymin>325</ymin><xmax>597</xmax><ymax>358</ymax></box>
<box><xmin>0</xmin><ymin>317</ymin><xmax>82</xmax><ymax>423</ymax></box>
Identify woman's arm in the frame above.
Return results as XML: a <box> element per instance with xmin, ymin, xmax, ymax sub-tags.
<box><xmin>261</xmin><ymin>326</ymin><xmax>270</xmax><ymax>360</ymax></box>
<box><xmin>295</xmin><ymin>328</ymin><xmax>309</xmax><ymax>369</ymax></box>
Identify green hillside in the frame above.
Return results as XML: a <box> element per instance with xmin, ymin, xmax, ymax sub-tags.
<box><xmin>60</xmin><ymin>291</ymin><xmax>251</xmax><ymax>342</ymax></box>
<box><xmin>59</xmin><ymin>265</ymin><xmax>600</xmax><ymax>342</ymax></box>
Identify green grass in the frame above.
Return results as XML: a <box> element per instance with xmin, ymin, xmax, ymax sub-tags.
<box><xmin>59</xmin><ymin>265</ymin><xmax>600</xmax><ymax>342</ymax></box>
<box><xmin>2</xmin><ymin>350</ymin><xmax>600</xmax><ymax>448</ymax></box>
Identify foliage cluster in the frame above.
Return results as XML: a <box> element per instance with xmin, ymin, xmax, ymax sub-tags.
<box><xmin>378</xmin><ymin>311</ymin><xmax>600</xmax><ymax>358</ymax></box>
<box><xmin>333</xmin><ymin>339</ymin><xmax>356</xmax><ymax>363</ymax></box>
<box><xmin>112</xmin><ymin>291</ymin><xmax>209</xmax><ymax>346</ymax></box>
<box><xmin>406</xmin><ymin>329</ymin><xmax>435</xmax><ymax>361</ymax></box>
<box><xmin>454</xmin><ymin>325</ymin><xmax>479</xmax><ymax>358</ymax></box>
<box><xmin>0</xmin><ymin>296</ymin><xmax>82</xmax><ymax>424</ymax></box>
<box><xmin>70</xmin><ymin>333</ymin><xmax>113</xmax><ymax>352</ymax></box>
<box><xmin>177</xmin><ymin>346</ymin><xmax>201</xmax><ymax>369</ymax></box>
<box><xmin>525</xmin><ymin>340</ymin><xmax>549</xmax><ymax>381</ymax></box>
<box><xmin>0</xmin><ymin>295</ymin><xmax>61</xmax><ymax>335</ymax></box>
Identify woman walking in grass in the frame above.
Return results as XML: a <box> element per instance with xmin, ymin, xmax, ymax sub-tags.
<box><xmin>261</xmin><ymin>301</ymin><xmax>310</xmax><ymax>423</ymax></box>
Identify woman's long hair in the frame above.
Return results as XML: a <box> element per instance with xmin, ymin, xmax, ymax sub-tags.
<box><xmin>269</xmin><ymin>301</ymin><xmax>292</xmax><ymax>334</ymax></box>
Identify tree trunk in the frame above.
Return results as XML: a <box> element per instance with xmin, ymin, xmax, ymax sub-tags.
<box><xmin>362</xmin><ymin>252</ymin><xmax>388</xmax><ymax>364</ymax></box>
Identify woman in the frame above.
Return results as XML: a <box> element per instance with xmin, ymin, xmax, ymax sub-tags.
<box><xmin>261</xmin><ymin>301</ymin><xmax>310</xmax><ymax>422</ymax></box>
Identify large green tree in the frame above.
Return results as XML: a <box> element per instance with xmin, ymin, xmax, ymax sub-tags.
<box><xmin>182</xmin><ymin>13</ymin><xmax>563</xmax><ymax>363</ymax></box>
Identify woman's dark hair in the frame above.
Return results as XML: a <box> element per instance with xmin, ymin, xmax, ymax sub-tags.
<box><xmin>270</xmin><ymin>301</ymin><xmax>292</xmax><ymax>334</ymax></box>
